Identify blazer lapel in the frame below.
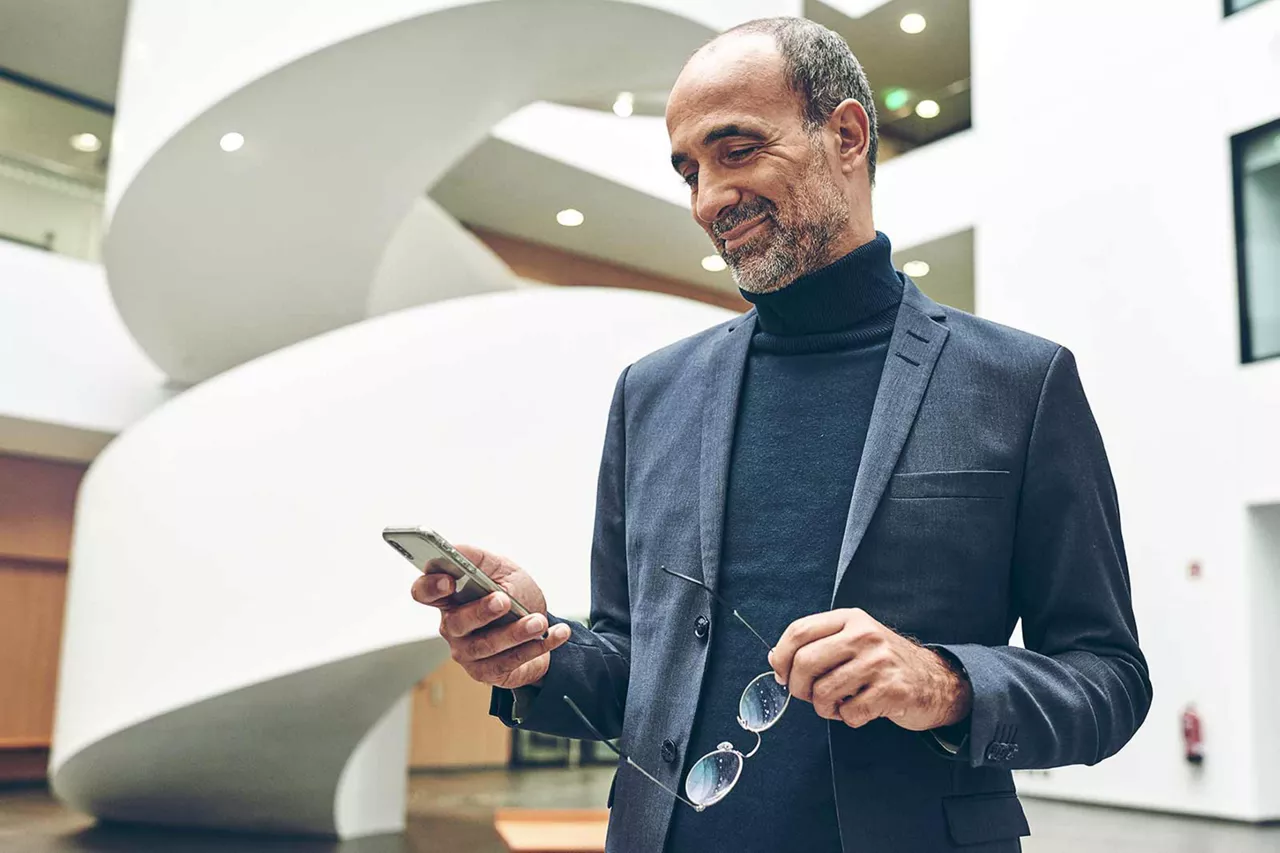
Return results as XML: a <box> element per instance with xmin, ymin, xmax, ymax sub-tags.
<box><xmin>832</xmin><ymin>281</ymin><xmax>949</xmax><ymax>600</ymax></box>
<box><xmin>699</xmin><ymin>312</ymin><xmax>757</xmax><ymax>597</ymax></box>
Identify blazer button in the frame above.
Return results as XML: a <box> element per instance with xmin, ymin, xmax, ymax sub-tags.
<box><xmin>661</xmin><ymin>739</ymin><xmax>678</xmax><ymax>764</ymax></box>
<box><xmin>694</xmin><ymin>615</ymin><xmax>710</xmax><ymax>640</ymax></box>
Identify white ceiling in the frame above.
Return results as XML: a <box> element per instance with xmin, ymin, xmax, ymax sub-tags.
<box><xmin>432</xmin><ymin>135</ymin><xmax>975</xmax><ymax>311</ymax></box>
<box><xmin>430</xmin><ymin>134</ymin><xmax>737</xmax><ymax>294</ymax></box>
<box><xmin>807</xmin><ymin>0</ymin><xmax>971</xmax><ymax>149</ymax></box>
<box><xmin>0</xmin><ymin>0</ymin><xmax>128</xmax><ymax>106</ymax></box>
<box><xmin>892</xmin><ymin>227</ymin><xmax>974</xmax><ymax>314</ymax></box>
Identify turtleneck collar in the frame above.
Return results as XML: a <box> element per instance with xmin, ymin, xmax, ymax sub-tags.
<box><xmin>740</xmin><ymin>232</ymin><xmax>903</xmax><ymax>336</ymax></box>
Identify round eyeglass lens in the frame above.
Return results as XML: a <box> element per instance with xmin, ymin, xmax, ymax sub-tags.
<box><xmin>738</xmin><ymin>672</ymin><xmax>791</xmax><ymax>732</ymax></box>
<box><xmin>685</xmin><ymin>745</ymin><xmax>743</xmax><ymax>807</ymax></box>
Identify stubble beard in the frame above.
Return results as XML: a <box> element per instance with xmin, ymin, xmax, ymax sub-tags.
<box><xmin>724</xmin><ymin>150</ymin><xmax>851</xmax><ymax>296</ymax></box>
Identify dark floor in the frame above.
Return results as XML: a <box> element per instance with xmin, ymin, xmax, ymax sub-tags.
<box><xmin>1</xmin><ymin>767</ymin><xmax>1277</xmax><ymax>852</ymax></box>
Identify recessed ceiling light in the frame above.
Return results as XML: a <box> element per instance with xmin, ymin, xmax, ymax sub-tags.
<box><xmin>701</xmin><ymin>254</ymin><xmax>728</xmax><ymax>272</ymax></box>
<box><xmin>219</xmin><ymin>132</ymin><xmax>245</xmax><ymax>152</ymax></box>
<box><xmin>556</xmin><ymin>208</ymin><xmax>584</xmax><ymax>227</ymax></box>
<box><xmin>915</xmin><ymin>100</ymin><xmax>940</xmax><ymax>119</ymax></box>
<box><xmin>69</xmin><ymin>133</ymin><xmax>101</xmax><ymax>153</ymax></box>
<box><xmin>613</xmin><ymin>92</ymin><xmax>635</xmax><ymax>118</ymax></box>
<box><xmin>903</xmin><ymin>260</ymin><xmax>930</xmax><ymax>277</ymax></box>
<box><xmin>900</xmin><ymin>13</ymin><xmax>927</xmax><ymax>34</ymax></box>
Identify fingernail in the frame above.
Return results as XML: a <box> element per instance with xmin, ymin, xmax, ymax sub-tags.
<box><xmin>430</xmin><ymin>576</ymin><xmax>448</xmax><ymax>596</ymax></box>
<box><xmin>524</xmin><ymin>615</ymin><xmax>547</xmax><ymax>638</ymax></box>
<box><xmin>775</xmin><ymin>673</ymin><xmax>785</xmax><ymax>685</ymax></box>
<box><xmin>488</xmin><ymin>594</ymin><xmax>506</xmax><ymax>614</ymax></box>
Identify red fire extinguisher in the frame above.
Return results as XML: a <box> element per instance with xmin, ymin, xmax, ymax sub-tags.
<box><xmin>1182</xmin><ymin>704</ymin><xmax>1204</xmax><ymax>765</ymax></box>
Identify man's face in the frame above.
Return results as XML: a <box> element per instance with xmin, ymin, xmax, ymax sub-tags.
<box><xmin>666</xmin><ymin>35</ymin><xmax>850</xmax><ymax>294</ymax></box>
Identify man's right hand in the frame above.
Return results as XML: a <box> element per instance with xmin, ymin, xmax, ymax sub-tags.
<box><xmin>410</xmin><ymin>545</ymin><xmax>572</xmax><ymax>690</ymax></box>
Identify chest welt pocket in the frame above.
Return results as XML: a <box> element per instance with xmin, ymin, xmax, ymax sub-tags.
<box><xmin>888</xmin><ymin>470</ymin><xmax>1012</xmax><ymax>500</ymax></box>
<box><xmin>943</xmin><ymin>792</ymin><xmax>1030</xmax><ymax>846</ymax></box>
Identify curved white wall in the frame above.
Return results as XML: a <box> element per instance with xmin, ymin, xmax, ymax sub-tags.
<box><xmin>52</xmin><ymin>287</ymin><xmax>733</xmax><ymax>835</ymax></box>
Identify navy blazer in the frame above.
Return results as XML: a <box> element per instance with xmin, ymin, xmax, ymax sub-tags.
<box><xmin>494</xmin><ymin>280</ymin><xmax>1151</xmax><ymax>852</ymax></box>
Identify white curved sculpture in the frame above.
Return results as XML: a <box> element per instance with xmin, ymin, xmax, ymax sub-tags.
<box><xmin>52</xmin><ymin>289</ymin><xmax>733</xmax><ymax>836</ymax></box>
<box><xmin>57</xmin><ymin>0</ymin><xmax>780</xmax><ymax>837</ymax></box>
<box><xmin>104</xmin><ymin>0</ymin><xmax>730</xmax><ymax>383</ymax></box>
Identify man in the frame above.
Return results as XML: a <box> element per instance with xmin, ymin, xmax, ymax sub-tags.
<box><xmin>412</xmin><ymin>17</ymin><xmax>1151</xmax><ymax>853</ymax></box>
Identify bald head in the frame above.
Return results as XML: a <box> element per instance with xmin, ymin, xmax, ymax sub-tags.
<box><xmin>672</xmin><ymin>19</ymin><xmax>879</xmax><ymax>184</ymax></box>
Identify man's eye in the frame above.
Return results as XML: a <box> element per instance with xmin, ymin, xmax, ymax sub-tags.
<box><xmin>726</xmin><ymin>146</ymin><xmax>759</xmax><ymax>161</ymax></box>
<box><xmin>683</xmin><ymin>173</ymin><xmax>699</xmax><ymax>188</ymax></box>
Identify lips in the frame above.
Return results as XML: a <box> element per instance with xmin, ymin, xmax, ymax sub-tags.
<box><xmin>719</xmin><ymin>215</ymin><xmax>771</xmax><ymax>252</ymax></box>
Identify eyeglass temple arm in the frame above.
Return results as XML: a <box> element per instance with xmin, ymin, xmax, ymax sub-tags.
<box><xmin>560</xmin><ymin>695</ymin><xmax>705</xmax><ymax>812</ymax></box>
<box><xmin>659</xmin><ymin>566</ymin><xmax>775</xmax><ymax>654</ymax></box>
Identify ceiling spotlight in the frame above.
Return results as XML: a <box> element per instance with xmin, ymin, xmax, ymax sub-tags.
<box><xmin>915</xmin><ymin>99</ymin><xmax>941</xmax><ymax>119</ymax></box>
<box><xmin>69</xmin><ymin>133</ymin><xmax>102</xmax><ymax>153</ymax></box>
<box><xmin>613</xmin><ymin>92</ymin><xmax>635</xmax><ymax>118</ymax></box>
<box><xmin>701</xmin><ymin>254</ymin><xmax>728</xmax><ymax>272</ymax></box>
<box><xmin>900</xmin><ymin>13</ymin><xmax>927</xmax><ymax>34</ymax></box>
<box><xmin>903</xmin><ymin>260</ymin><xmax>931</xmax><ymax>277</ymax></box>
<box><xmin>556</xmin><ymin>208</ymin><xmax>585</xmax><ymax>227</ymax></box>
<box><xmin>219</xmin><ymin>132</ymin><xmax>245</xmax><ymax>152</ymax></box>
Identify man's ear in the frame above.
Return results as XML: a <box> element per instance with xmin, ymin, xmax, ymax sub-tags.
<box><xmin>828</xmin><ymin>98</ymin><xmax>871</xmax><ymax>175</ymax></box>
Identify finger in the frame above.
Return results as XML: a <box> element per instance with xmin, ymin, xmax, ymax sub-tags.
<box><xmin>769</xmin><ymin>611</ymin><xmax>849</xmax><ymax>687</ymax></box>
<box><xmin>838</xmin><ymin>686</ymin><xmax>887</xmax><ymax>729</ymax></box>
<box><xmin>410</xmin><ymin>572</ymin><xmax>456</xmax><ymax>606</ymax></box>
<box><xmin>788</xmin><ymin>632</ymin><xmax>860</xmax><ymax>703</ymax></box>
<box><xmin>441</xmin><ymin>592</ymin><xmax>514</xmax><ymax>640</ymax></box>
<box><xmin>811</xmin><ymin>660</ymin><xmax>872</xmax><ymax>720</ymax></box>
<box><xmin>452</xmin><ymin>612</ymin><xmax>549</xmax><ymax>663</ymax></box>
<box><xmin>465</xmin><ymin>622</ymin><xmax>572</xmax><ymax>685</ymax></box>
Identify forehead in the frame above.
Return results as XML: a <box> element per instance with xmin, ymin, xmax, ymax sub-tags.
<box><xmin>666</xmin><ymin>34</ymin><xmax>802</xmax><ymax>150</ymax></box>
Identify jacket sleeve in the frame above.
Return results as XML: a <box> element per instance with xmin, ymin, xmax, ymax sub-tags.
<box><xmin>489</xmin><ymin>366</ymin><xmax>632</xmax><ymax>740</ymax></box>
<box><xmin>932</xmin><ymin>346</ymin><xmax>1152</xmax><ymax>769</ymax></box>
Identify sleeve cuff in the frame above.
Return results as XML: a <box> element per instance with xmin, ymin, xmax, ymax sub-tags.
<box><xmin>922</xmin><ymin>644</ymin><xmax>975</xmax><ymax>762</ymax></box>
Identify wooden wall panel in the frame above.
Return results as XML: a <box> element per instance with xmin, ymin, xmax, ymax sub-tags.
<box><xmin>409</xmin><ymin>658</ymin><xmax>511</xmax><ymax>769</ymax></box>
<box><xmin>469</xmin><ymin>226</ymin><xmax>750</xmax><ymax>313</ymax></box>
<box><xmin>0</xmin><ymin>453</ymin><xmax>84</xmax><ymax>781</ymax></box>
<box><xmin>0</xmin><ymin>561</ymin><xmax>67</xmax><ymax>748</ymax></box>
<box><xmin>0</xmin><ymin>454</ymin><xmax>85</xmax><ymax>563</ymax></box>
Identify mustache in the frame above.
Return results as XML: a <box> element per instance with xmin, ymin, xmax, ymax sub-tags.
<box><xmin>712</xmin><ymin>199</ymin><xmax>776</xmax><ymax>240</ymax></box>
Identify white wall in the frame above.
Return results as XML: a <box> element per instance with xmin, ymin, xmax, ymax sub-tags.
<box><xmin>970</xmin><ymin>0</ymin><xmax>1280</xmax><ymax>820</ymax></box>
<box><xmin>0</xmin><ymin>241</ymin><xmax>170</xmax><ymax>461</ymax></box>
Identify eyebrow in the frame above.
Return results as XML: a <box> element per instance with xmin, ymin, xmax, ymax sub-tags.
<box><xmin>670</xmin><ymin>124</ymin><xmax>771</xmax><ymax>173</ymax></box>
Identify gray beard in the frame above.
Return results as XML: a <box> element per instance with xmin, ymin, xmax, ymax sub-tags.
<box><xmin>725</xmin><ymin>175</ymin><xmax>850</xmax><ymax>294</ymax></box>
<box><xmin>729</xmin><ymin>216</ymin><xmax>844</xmax><ymax>294</ymax></box>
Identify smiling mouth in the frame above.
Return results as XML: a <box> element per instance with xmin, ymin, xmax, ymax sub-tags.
<box><xmin>720</xmin><ymin>216</ymin><xmax>771</xmax><ymax>252</ymax></box>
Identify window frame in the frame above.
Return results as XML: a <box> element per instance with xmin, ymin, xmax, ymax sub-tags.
<box><xmin>1232</xmin><ymin>115</ymin><xmax>1280</xmax><ymax>364</ymax></box>
<box><xmin>1224</xmin><ymin>0</ymin><xmax>1271</xmax><ymax>18</ymax></box>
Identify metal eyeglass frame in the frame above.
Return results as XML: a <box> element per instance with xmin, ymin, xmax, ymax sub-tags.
<box><xmin>560</xmin><ymin>564</ymin><xmax>790</xmax><ymax>811</ymax></box>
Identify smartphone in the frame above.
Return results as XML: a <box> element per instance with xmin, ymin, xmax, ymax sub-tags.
<box><xmin>383</xmin><ymin>526</ymin><xmax>533</xmax><ymax>626</ymax></box>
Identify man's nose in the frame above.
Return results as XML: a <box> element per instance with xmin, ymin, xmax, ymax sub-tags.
<box><xmin>694</xmin><ymin>173</ymin><xmax>742</xmax><ymax>229</ymax></box>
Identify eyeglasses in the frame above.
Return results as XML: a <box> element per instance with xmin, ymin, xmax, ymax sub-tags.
<box><xmin>561</xmin><ymin>565</ymin><xmax>789</xmax><ymax>811</ymax></box>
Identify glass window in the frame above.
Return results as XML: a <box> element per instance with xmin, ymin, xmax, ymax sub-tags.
<box><xmin>1226</xmin><ymin>0</ymin><xmax>1269</xmax><ymax>14</ymax></box>
<box><xmin>0</xmin><ymin>76</ymin><xmax>110</xmax><ymax>262</ymax></box>
<box><xmin>1234</xmin><ymin>118</ymin><xmax>1280</xmax><ymax>363</ymax></box>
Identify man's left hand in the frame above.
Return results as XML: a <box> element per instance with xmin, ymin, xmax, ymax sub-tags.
<box><xmin>769</xmin><ymin>608</ymin><xmax>972</xmax><ymax>731</ymax></box>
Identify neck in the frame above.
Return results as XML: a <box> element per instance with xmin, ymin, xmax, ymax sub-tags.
<box><xmin>741</xmin><ymin>232</ymin><xmax>903</xmax><ymax>336</ymax></box>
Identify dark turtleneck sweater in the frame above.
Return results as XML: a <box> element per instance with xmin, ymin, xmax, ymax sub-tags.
<box><xmin>664</xmin><ymin>233</ymin><xmax>904</xmax><ymax>853</ymax></box>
